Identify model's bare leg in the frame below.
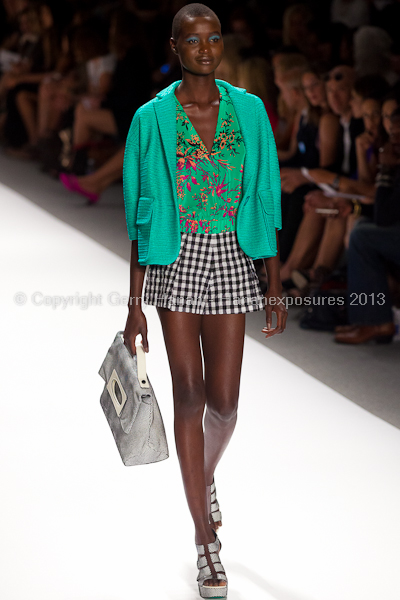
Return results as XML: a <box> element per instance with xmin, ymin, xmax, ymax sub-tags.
<box><xmin>156</xmin><ymin>307</ymin><xmax>229</xmax><ymax>588</ymax></box>
<box><xmin>15</xmin><ymin>89</ymin><xmax>38</xmax><ymax>145</ymax></box>
<box><xmin>202</xmin><ymin>312</ymin><xmax>245</xmax><ymax>527</ymax></box>
<box><xmin>280</xmin><ymin>210</ymin><xmax>325</xmax><ymax>281</ymax></box>
<box><xmin>72</xmin><ymin>103</ymin><xmax>117</xmax><ymax>147</ymax></box>
<box><xmin>73</xmin><ymin>146</ymin><xmax>124</xmax><ymax>194</ymax></box>
<box><xmin>202</xmin><ymin>313</ymin><xmax>244</xmax><ymax>468</ymax></box>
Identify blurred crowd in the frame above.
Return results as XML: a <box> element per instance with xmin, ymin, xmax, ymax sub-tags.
<box><xmin>1</xmin><ymin>0</ymin><xmax>400</xmax><ymax>344</ymax></box>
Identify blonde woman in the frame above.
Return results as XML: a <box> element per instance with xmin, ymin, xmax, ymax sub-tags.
<box><xmin>237</xmin><ymin>55</ymin><xmax>278</xmax><ymax>132</ymax></box>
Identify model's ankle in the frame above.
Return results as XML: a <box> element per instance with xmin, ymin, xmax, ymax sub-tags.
<box><xmin>195</xmin><ymin>524</ymin><xmax>215</xmax><ymax>545</ymax></box>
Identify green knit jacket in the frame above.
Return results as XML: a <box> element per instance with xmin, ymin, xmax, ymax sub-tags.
<box><xmin>123</xmin><ymin>79</ymin><xmax>282</xmax><ymax>266</ymax></box>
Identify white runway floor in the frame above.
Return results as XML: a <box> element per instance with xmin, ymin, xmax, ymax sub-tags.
<box><xmin>1</xmin><ymin>181</ymin><xmax>400</xmax><ymax>600</ymax></box>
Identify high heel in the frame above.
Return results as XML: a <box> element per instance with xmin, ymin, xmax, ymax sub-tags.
<box><xmin>196</xmin><ymin>532</ymin><xmax>227</xmax><ymax>598</ymax></box>
<box><xmin>59</xmin><ymin>173</ymin><xmax>100</xmax><ymax>204</ymax></box>
<box><xmin>207</xmin><ymin>478</ymin><xmax>222</xmax><ymax>530</ymax></box>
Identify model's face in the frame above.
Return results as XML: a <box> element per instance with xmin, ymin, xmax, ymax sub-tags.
<box><xmin>170</xmin><ymin>16</ymin><xmax>223</xmax><ymax>76</ymax></box>
<box><xmin>382</xmin><ymin>99</ymin><xmax>398</xmax><ymax>135</ymax></box>
<box><xmin>302</xmin><ymin>72</ymin><xmax>325</xmax><ymax>107</ymax></box>
<box><xmin>361</xmin><ymin>98</ymin><xmax>381</xmax><ymax>138</ymax></box>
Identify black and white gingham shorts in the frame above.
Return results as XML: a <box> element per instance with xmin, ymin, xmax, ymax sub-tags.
<box><xmin>143</xmin><ymin>231</ymin><xmax>265</xmax><ymax>314</ymax></box>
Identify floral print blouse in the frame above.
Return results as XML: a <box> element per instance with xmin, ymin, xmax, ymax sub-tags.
<box><xmin>175</xmin><ymin>84</ymin><xmax>246</xmax><ymax>234</ymax></box>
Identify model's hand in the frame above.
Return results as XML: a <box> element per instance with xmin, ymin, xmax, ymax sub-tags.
<box><xmin>123</xmin><ymin>307</ymin><xmax>149</xmax><ymax>354</ymax></box>
<box><xmin>262</xmin><ymin>291</ymin><xmax>288</xmax><ymax>338</ymax></box>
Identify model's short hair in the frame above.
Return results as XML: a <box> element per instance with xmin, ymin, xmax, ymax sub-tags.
<box><xmin>172</xmin><ymin>3</ymin><xmax>220</xmax><ymax>41</ymax></box>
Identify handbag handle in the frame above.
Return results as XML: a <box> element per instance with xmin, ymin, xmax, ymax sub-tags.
<box><xmin>136</xmin><ymin>342</ymin><xmax>150</xmax><ymax>389</ymax></box>
<box><xmin>120</xmin><ymin>332</ymin><xmax>150</xmax><ymax>389</ymax></box>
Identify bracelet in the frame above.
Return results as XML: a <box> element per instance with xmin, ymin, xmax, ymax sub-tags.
<box><xmin>351</xmin><ymin>197</ymin><xmax>362</xmax><ymax>217</ymax></box>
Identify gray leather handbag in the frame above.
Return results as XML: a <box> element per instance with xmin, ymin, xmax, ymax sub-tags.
<box><xmin>98</xmin><ymin>331</ymin><xmax>169</xmax><ymax>466</ymax></box>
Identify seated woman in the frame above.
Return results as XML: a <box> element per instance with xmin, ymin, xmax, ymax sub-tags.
<box><xmin>62</xmin><ymin>9</ymin><xmax>151</xmax><ymax>177</ymax></box>
<box><xmin>35</xmin><ymin>20</ymin><xmax>114</xmax><ymax>151</ymax></box>
<box><xmin>237</xmin><ymin>56</ymin><xmax>279</xmax><ymax>132</ymax></box>
<box><xmin>2</xmin><ymin>3</ymin><xmax>60</xmax><ymax>154</ymax></box>
<box><xmin>271</xmin><ymin>51</ymin><xmax>308</xmax><ymax>153</ymax></box>
<box><xmin>284</xmin><ymin>88</ymin><xmax>393</xmax><ymax>293</ymax></box>
<box><xmin>275</xmin><ymin>65</ymin><xmax>341</xmax><ymax>277</ymax></box>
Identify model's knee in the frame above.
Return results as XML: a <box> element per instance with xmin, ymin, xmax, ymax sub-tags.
<box><xmin>207</xmin><ymin>397</ymin><xmax>238</xmax><ymax>423</ymax></box>
<box><xmin>173</xmin><ymin>379</ymin><xmax>205</xmax><ymax>418</ymax></box>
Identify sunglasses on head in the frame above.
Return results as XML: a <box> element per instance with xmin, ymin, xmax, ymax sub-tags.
<box><xmin>323</xmin><ymin>72</ymin><xmax>344</xmax><ymax>82</ymax></box>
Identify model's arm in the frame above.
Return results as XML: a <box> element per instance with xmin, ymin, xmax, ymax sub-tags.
<box><xmin>253</xmin><ymin>97</ymin><xmax>287</xmax><ymax>334</ymax></box>
<box><xmin>122</xmin><ymin>109</ymin><xmax>148</xmax><ymax>354</ymax></box>
<box><xmin>122</xmin><ymin>110</ymin><xmax>141</xmax><ymax>241</ymax></box>
<box><xmin>262</xmin><ymin>230</ymin><xmax>287</xmax><ymax>337</ymax></box>
<box><xmin>123</xmin><ymin>241</ymin><xmax>149</xmax><ymax>354</ymax></box>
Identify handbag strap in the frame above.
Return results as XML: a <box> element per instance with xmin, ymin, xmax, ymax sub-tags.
<box><xmin>136</xmin><ymin>342</ymin><xmax>150</xmax><ymax>389</ymax></box>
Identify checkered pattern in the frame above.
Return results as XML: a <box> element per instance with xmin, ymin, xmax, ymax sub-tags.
<box><xmin>143</xmin><ymin>231</ymin><xmax>265</xmax><ymax>314</ymax></box>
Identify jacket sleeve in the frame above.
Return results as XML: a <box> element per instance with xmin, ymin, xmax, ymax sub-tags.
<box><xmin>122</xmin><ymin>109</ymin><xmax>141</xmax><ymax>241</ymax></box>
<box><xmin>255</xmin><ymin>97</ymin><xmax>282</xmax><ymax>231</ymax></box>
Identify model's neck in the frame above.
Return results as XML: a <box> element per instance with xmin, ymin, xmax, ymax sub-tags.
<box><xmin>176</xmin><ymin>70</ymin><xmax>220</xmax><ymax>105</ymax></box>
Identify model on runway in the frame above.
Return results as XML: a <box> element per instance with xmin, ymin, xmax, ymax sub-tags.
<box><xmin>122</xmin><ymin>3</ymin><xmax>287</xmax><ymax>597</ymax></box>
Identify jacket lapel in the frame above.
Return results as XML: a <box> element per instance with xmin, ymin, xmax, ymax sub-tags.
<box><xmin>154</xmin><ymin>81</ymin><xmax>181</xmax><ymax>203</ymax></box>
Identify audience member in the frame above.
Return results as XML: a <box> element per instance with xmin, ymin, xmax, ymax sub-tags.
<box><xmin>334</xmin><ymin>108</ymin><xmax>400</xmax><ymax>344</ymax></box>
<box><xmin>277</xmin><ymin>64</ymin><xmax>342</xmax><ymax>267</ymax></box>
<box><xmin>272</xmin><ymin>51</ymin><xmax>308</xmax><ymax>151</ymax></box>
<box><xmin>2</xmin><ymin>3</ymin><xmax>59</xmax><ymax>151</ymax></box>
<box><xmin>353</xmin><ymin>25</ymin><xmax>398</xmax><ymax>87</ymax></box>
<box><xmin>237</xmin><ymin>56</ymin><xmax>278</xmax><ymax>132</ymax></box>
<box><xmin>280</xmin><ymin>66</ymin><xmax>364</xmax><ymax>193</ymax></box>
<box><xmin>330</xmin><ymin>0</ymin><xmax>370</xmax><ymax>30</ymax></box>
<box><xmin>64</xmin><ymin>9</ymin><xmax>151</xmax><ymax>177</ymax></box>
